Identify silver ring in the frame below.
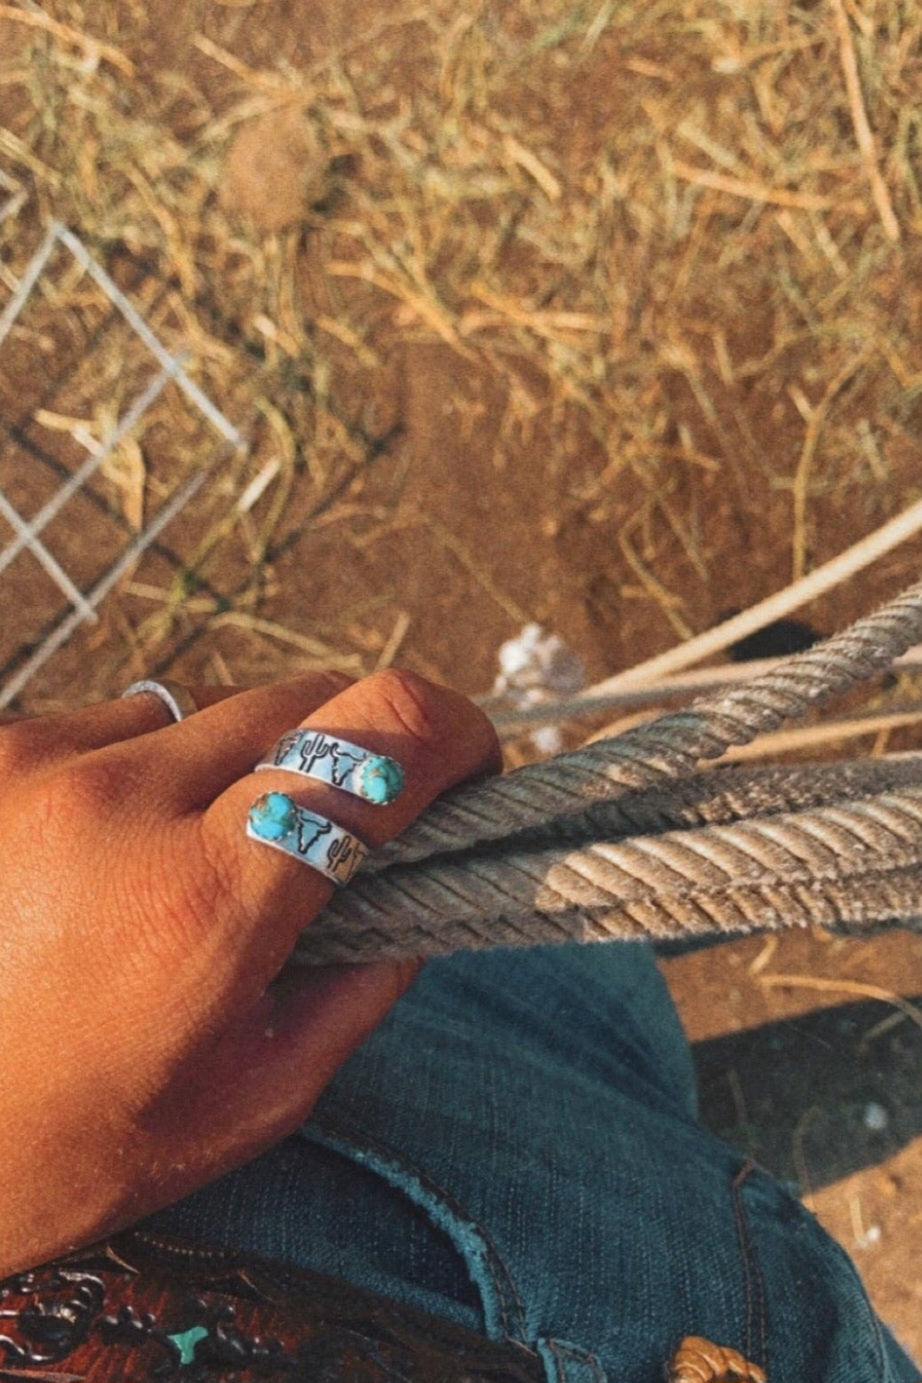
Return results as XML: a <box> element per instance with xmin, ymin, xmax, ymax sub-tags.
<box><xmin>246</xmin><ymin>791</ymin><xmax>368</xmax><ymax>886</ymax></box>
<box><xmin>256</xmin><ymin>729</ymin><xmax>405</xmax><ymax>805</ymax></box>
<box><xmin>121</xmin><ymin>678</ymin><xmax>199</xmax><ymax>723</ymax></box>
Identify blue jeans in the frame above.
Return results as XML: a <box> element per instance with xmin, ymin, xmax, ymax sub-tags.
<box><xmin>142</xmin><ymin>942</ymin><xmax>920</xmax><ymax>1382</ymax></box>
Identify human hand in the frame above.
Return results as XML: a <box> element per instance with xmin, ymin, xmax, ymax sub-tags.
<box><xmin>0</xmin><ymin>670</ymin><xmax>499</xmax><ymax>1276</ymax></box>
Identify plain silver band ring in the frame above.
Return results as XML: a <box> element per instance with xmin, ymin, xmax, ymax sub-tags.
<box><xmin>121</xmin><ymin>678</ymin><xmax>199</xmax><ymax>723</ymax></box>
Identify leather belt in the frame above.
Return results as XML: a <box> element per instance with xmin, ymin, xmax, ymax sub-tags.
<box><xmin>0</xmin><ymin>1229</ymin><xmax>544</xmax><ymax>1382</ymax></box>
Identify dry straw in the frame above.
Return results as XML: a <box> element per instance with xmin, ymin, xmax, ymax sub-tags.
<box><xmin>0</xmin><ymin>1</ymin><xmax>920</xmax><ymax>722</ymax></box>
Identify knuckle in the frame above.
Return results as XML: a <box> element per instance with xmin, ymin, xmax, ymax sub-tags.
<box><xmin>366</xmin><ymin>668</ymin><xmax>441</xmax><ymax>749</ymax></box>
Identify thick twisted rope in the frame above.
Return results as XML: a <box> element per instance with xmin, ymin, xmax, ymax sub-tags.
<box><xmin>370</xmin><ymin>578</ymin><xmax>922</xmax><ymax>870</ymax></box>
<box><xmin>296</xmin><ymin>785</ymin><xmax>922</xmax><ymax>962</ymax></box>
<box><xmin>294</xmin><ymin>575</ymin><xmax>922</xmax><ymax>964</ymax></box>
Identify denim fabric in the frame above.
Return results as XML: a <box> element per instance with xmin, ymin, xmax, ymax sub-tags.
<box><xmin>142</xmin><ymin>941</ymin><xmax>920</xmax><ymax>1382</ymax></box>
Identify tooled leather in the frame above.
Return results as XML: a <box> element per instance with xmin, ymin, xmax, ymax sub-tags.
<box><xmin>0</xmin><ymin>1229</ymin><xmax>544</xmax><ymax>1382</ymax></box>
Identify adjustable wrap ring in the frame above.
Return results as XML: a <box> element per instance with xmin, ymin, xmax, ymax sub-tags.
<box><xmin>121</xmin><ymin>678</ymin><xmax>199</xmax><ymax>723</ymax></box>
<box><xmin>247</xmin><ymin>791</ymin><xmax>368</xmax><ymax>886</ymax></box>
<box><xmin>257</xmin><ymin>729</ymin><xmax>405</xmax><ymax>805</ymax></box>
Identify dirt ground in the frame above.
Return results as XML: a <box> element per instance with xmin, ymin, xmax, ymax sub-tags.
<box><xmin>2</xmin><ymin>0</ymin><xmax>922</xmax><ymax>1362</ymax></box>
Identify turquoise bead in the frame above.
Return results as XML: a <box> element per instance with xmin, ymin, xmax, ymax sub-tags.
<box><xmin>360</xmin><ymin>754</ymin><xmax>405</xmax><ymax>805</ymax></box>
<box><xmin>249</xmin><ymin>790</ymin><xmax>297</xmax><ymax>839</ymax></box>
<box><xmin>166</xmin><ymin>1326</ymin><xmax>209</xmax><ymax>1365</ymax></box>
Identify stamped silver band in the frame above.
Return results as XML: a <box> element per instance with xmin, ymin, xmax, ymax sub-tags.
<box><xmin>122</xmin><ymin>678</ymin><xmax>198</xmax><ymax>723</ymax></box>
<box><xmin>256</xmin><ymin>729</ymin><xmax>405</xmax><ymax>805</ymax></box>
<box><xmin>246</xmin><ymin>791</ymin><xmax>368</xmax><ymax>886</ymax></box>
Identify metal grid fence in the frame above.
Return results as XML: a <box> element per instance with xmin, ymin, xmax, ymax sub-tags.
<box><xmin>0</xmin><ymin>219</ymin><xmax>245</xmax><ymax>709</ymax></box>
<box><xmin>0</xmin><ymin>170</ymin><xmax>26</xmax><ymax>226</ymax></box>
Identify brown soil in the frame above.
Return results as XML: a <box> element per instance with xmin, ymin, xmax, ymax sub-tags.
<box><xmin>2</xmin><ymin>0</ymin><xmax>922</xmax><ymax>1360</ymax></box>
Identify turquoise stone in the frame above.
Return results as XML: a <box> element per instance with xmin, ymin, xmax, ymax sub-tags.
<box><xmin>166</xmin><ymin>1326</ymin><xmax>209</xmax><ymax>1365</ymax></box>
<box><xmin>249</xmin><ymin>790</ymin><xmax>297</xmax><ymax>839</ymax></box>
<box><xmin>360</xmin><ymin>754</ymin><xmax>405</xmax><ymax>805</ymax></box>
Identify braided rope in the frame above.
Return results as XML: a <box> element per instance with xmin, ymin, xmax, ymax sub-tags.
<box><xmin>293</xmin><ymin>575</ymin><xmax>922</xmax><ymax>964</ymax></box>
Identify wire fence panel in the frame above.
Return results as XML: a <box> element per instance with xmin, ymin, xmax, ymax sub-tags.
<box><xmin>0</xmin><ymin>221</ymin><xmax>246</xmax><ymax>710</ymax></box>
<box><xmin>0</xmin><ymin>169</ymin><xmax>26</xmax><ymax>227</ymax></box>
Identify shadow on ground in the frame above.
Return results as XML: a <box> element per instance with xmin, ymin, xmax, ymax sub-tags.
<box><xmin>692</xmin><ymin>996</ymin><xmax>922</xmax><ymax>1191</ymax></box>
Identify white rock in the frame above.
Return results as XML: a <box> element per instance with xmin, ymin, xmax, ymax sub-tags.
<box><xmin>494</xmin><ymin>623</ymin><xmax>586</xmax><ymax>696</ymax></box>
